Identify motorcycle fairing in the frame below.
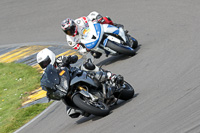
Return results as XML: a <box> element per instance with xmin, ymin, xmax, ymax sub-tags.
<box><xmin>107</xmin><ymin>25</ymin><xmax>119</xmax><ymax>34</ymax></box>
<box><xmin>81</xmin><ymin>21</ymin><xmax>131</xmax><ymax>55</ymax></box>
<box><xmin>58</xmin><ymin>67</ymin><xmax>70</xmax><ymax>92</ymax></box>
<box><xmin>102</xmin><ymin>24</ymin><xmax>126</xmax><ymax>42</ymax></box>
<box><xmin>70</xmin><ymin>71</ymin><xmax>98</xmax><ymax>88</ymax></box>
<box><xmin>82</xmin><ymin>22</ymin><xmax>102</xmax><ymax>49</ymax></box>
<box><xmin>102</xmin><ymin>38</ymin><xmax>118</xmax><ymax>54</ymax></box>
<box><xmin>41</xmin><ymin>64</ymin><xmax>60</xmax><ymax>89</ymax></box>
<box><xmin>40</xmin><ymin>64</ymin><xmax>70</xmax><ymax>91</ymax></box>
<box><xmin>103</xmin><ymin>38</ymin><xmax>108</xmax><ymax>47</ymax></box>
<box><xmin>103</xmin><ymin>35</ymin><xmax>133</xmax><ymax>51</ymax></box>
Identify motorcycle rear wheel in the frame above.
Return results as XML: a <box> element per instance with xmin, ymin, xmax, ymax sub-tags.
<box><xmin>114</xmin><ymin>81</ymin><xmax>135</xmax><ymax>100</ymax></box>
<box><xmin>106</xmin><ymin>40</ymin><xmax>135</xmax><ymax>56</ymax></box>
<box><xmin>73</xmin><ymin>94</ymin><xmax>110</xmax><ymax>116</ymax></box>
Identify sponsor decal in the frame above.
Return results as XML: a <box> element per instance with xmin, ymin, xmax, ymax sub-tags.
<box><xmin>77</xmin><ymin>20</ymin><xmax>81</xmax><ymax>24</ymax></box>
<box><xmin>59</xmin><ymin>70</ymin><xmax>65</xmax><ymax>76</ymax></box>
<box><xmin>83</xmin><ymin>28</ymin><xmax>90</xmax><ymax>35</ymax></box>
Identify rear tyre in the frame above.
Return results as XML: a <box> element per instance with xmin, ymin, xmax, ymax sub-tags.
<box><xmin>106</xmin><ymin>40</ymin><xmax>135</xmax><ymax>56</ymax></box>
<box><xmin>114</xmin><ymin>81</ymin><xmax>135</xmax><ymax>100</ymax></box>
<box><xmin>73</xmin><ymin>94</ymin><xmax>110</xmax><ymax>116</ymax></box>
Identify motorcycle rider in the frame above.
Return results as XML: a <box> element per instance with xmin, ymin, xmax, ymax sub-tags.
<box><xmin>37</xmin><ymin>48</ymin><xmax>124</xmax><ymax>118</ymax></box>
<box><xmin>61</xmin><ymin>11</ymin><xmax>125</xmax><ymax>59</ymax></box>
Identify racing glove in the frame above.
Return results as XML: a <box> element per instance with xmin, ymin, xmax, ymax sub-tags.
<box><xmin>79</xmin><ymin>48</ymin><xmax>87</xmax><ymax>55</ymax></box>
<box><xmin>56</xmin><ymin>55</ymin><xmax>78</xmax><ymax>67</ymax></box>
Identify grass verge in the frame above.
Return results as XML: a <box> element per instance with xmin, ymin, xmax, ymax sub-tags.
<box><xmin>0</xmin><ymin>62</ymin><xmax>52</xmax><ymax>133</ymax></box>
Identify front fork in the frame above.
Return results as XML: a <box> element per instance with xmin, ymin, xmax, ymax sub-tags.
<box><xmin>76</xmin><ymin>86</ymin><xmax>98</xmax><ymax>102</ymax></box>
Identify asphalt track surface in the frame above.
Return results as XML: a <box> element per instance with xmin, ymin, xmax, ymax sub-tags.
<box><xmin>1</xmin><ymin>0</ymin><xmax>200</xmax><ymax>133</ymax></box>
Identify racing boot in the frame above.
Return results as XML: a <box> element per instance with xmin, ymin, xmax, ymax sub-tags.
<box><xmin>90</xmin><ymin>51</ymin><xmax>102</xmax><ymax>59</ymax></box>
<box><xmin>66</xmin><ymin>107</ymin><xmax>82</xmax><ymax>118</ymax></box>
<box><xmin>67</xmin><ymin>107</ymin><xmax>90</xmax><ymax>118</ymax></box>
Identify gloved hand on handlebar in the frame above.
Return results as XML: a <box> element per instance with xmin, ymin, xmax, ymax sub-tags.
<box><xmin>56</xmin><ymin>55</ymin><xmax>78</xmax><ymax>67</ymax></box>
<box><xmin>79</xmin><ymin>48</ymin><xmax>88</xmax><ymax>55</ymax></box>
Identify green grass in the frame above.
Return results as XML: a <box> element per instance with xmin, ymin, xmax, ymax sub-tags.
<box><xmin>0</xmin><ymin>63</ymin><xmax>52</xmax><ymax>133</ymax></box>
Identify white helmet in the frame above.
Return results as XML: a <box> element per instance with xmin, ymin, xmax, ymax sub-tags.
<box><xmin>36</xmin><ymin>48</ymin><xmax>56</xmax><ymax>69</ymax></box>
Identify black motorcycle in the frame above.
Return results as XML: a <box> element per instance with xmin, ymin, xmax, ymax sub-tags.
<box><xmin>41</xmin><ymin>64</ymin><xmax>135</xmax><ymax>117</ymax></box>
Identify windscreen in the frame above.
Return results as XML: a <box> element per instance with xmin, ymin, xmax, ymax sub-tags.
<box><xmin>40</xmin><ymin>64</ymin><xmax>60</xmax><ymax>88</ymax></box>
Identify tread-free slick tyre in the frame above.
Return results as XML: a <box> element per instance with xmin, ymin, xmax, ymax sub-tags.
<box><xmin>131</xmin><ymin>37</ymin><xmax>138</xmax><ymax>49</ymax></box>
<box><xmin>73</xmin><ymin>94</ymin><xmax>110</xmax><ymax>116</ymax></box>
<box><xmin>114</xmin><ymin>81</ymin><xmax>135</xmax><ymax>100</ymax></box>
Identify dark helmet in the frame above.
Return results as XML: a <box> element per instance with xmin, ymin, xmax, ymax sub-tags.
<box><xmin>61</xmin><ymin>18</ymin><xmax>78</xmax><ymax>36</ymax></box>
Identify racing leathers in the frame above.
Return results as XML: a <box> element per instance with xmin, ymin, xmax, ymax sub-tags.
<box><xmin>65</xmin><ymin>11</ymin><xmax>122</xmax><ymax>58</ymax></box>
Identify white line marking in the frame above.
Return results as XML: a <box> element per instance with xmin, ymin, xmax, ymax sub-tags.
<box><xmin>13</xmin><ymin>101</ymin><xmax>59</xmax><ymax>133</ymax></box>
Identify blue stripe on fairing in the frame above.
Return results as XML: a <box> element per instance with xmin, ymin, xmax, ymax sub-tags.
<box><xmin>85</xmin><ymin>23</ymin><xmax>101</xmax><ymax>49</ymax></box>
<box><xmin>107</xmin><ymin>24</ymin><xmax>116</xmax><ymax>28</ymax></box>
<box><xmin>103</xmin><ymin>38</ymin><xmax>108</xmax><ymax>46</ymax></box>
<box><xmin>107</xmin><ymin>24</ymin><xmax>119</xmax><ymax>35</ymax></box>
<box><xmin>113</xmin><ymin>30</ymin><xmax>119</xmax><ymax>35</ymax></box>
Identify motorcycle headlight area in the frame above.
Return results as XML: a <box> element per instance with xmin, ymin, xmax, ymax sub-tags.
<box><xmin>56</xmin><ymin>77</ymin><xmax>69</xmax><ymax>93</ymax></box>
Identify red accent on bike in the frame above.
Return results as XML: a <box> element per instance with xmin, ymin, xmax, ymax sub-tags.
<box><xmin>82</xmin><ymin>17</ymin><xmax>88</xmax><ymax>24</ymax></box>
<box><xmin>73</xmin><ymin>44</ymin><xmax>80</xmax><ymax>50</ymax></box>
<box><xmin>101</xmin><ymin>17</ymin><xmax>114</xmax><ymax>25</ymax></box>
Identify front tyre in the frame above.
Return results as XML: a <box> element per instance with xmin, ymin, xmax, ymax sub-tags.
<box><xmin>126</xmin><ymin>34</ymin><xmax>138</xmax><ymax>49</ymax></box>
<box><xmin>114</xmin><ymin>81</ymin><xmax>135</xmax><ymax>100</ymax></box>
<box><xmin>73</xmin><ymin>94</ymin><xmax>110</xmax><ymax>116</ymax></box>
<box><xmin>131</xmin><ymin>37</ymin><xmax>138</xmax><ymax>49</ymax></box>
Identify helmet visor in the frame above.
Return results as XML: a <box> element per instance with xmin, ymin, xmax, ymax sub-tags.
<box><xmin>64</xmin><ymin>25</ymin><xmax>76</xmax><ymax>36</ymax></box>
<box><xmin>39</xmin><ymin>56</ymin><xmax>51</xmax><ymax>69</ymax></box>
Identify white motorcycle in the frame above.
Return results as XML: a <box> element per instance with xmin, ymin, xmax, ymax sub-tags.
<box><xmin>81</xmin><ymin>21</ymin><xmax>138</xmax><ymax>58</ymax></box>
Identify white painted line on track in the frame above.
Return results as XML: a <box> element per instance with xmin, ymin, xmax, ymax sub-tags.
<box><xmin>13</xmin><ymin>101</ymin><xmax>59</xmax><ymax>133</ymax></box>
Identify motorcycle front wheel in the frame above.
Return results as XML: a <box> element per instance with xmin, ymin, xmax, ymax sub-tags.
<box><xmin>130</xmin><ymin>37</ymin><xmax>138</xmax><ymax>49</ymax></box>
<box><xmin>73</xmin><ymin>94</ymin><xmax>110</xmax><ymax>116</ymax></box>
<box><xmin>114</xmin><ymin>81</ymin><xmax>135</xmax><ymax>100</ymax></box>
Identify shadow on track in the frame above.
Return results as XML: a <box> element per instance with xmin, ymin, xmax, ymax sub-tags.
<box><xmin>110</xmin><ymin>93</ymin><xmax>139</xmax><ymax>111</ymax></box>
<box><xmin>96</xmin><ymin>45</ymin><xmax>141</xmax><ymax>66</ymax></box>
<box><xmin>75</xmin><ymin>93</ymin><xmax>139</xmax><ymax>125</ymax></box>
